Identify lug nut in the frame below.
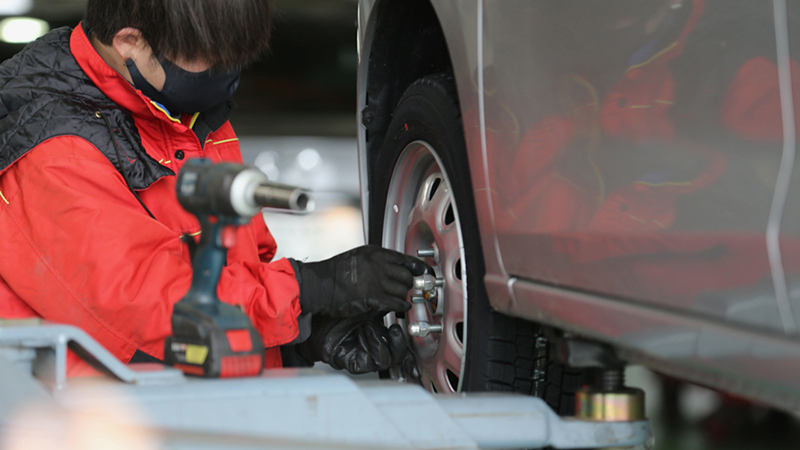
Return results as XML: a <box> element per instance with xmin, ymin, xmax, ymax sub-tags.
<box><xmin>413</xmin><ymin>274</ymin><xmax>437</xmax><ymax>291</ymax></box>
<box><xmin>408</xmin><ymin>321</ymin><xmax>443</xmax><ymax>337</ymax></box>
<box><xmin>417</xmin><ymin>248</ymin><xmax>436</xmax><ymax>258</ymax></box>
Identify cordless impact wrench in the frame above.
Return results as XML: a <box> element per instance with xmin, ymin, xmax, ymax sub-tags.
<box><xmin>165</xmin><ymin>159</ymin><xmax>312</xmax><ymax>378</ymax></box>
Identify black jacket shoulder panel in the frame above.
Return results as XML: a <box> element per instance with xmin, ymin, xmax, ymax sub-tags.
<box><xmin>0</xmin><ymin>27</ymin><xmax>173</xmax><ymax>189</ymax></box>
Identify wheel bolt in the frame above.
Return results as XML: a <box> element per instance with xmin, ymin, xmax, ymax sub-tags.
<box><xmin>417</xmin><ymin>248</ymin><xmax>436</xmax><ymax>258</ymax></box>
<box><xmin>435</xmin><ymin>278</ymin><xmax>445</xmax><ymax>288</ymax></box>
<box><xmin>408</xmin><ymin>321</ymin><xmax>443</xmax><ymax>337</ymax></box>
<box><xmin>411</xmin><ymin>296</ymin><xmax>426</xmax><ymax>304</ymax></box>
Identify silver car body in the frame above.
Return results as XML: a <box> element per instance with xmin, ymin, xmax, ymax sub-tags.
<box><xmin>357</xmin><ymin>0</ymin><xmax>800</xmax><ymax>411</ymax></box>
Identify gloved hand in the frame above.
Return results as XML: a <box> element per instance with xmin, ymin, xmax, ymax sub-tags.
<box><xmin>398</xmin><ymin>348</ymin><xmax>422</xmax><ymax>385</ymax></box>
<box><xmin>293</xmin><ymin>245</ymin><xmax>431</xmax><ymax>318</ymax></box>
<box><xmin>298</xmin><ymin>315</ymin><xmax>410</xmax><ymax>374</ymax></box>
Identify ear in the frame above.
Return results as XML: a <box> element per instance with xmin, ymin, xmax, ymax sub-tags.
<box><xmin>111</xmin><ymin>27</ymin><xmax>146</xmax><ymax>62</ymax></box>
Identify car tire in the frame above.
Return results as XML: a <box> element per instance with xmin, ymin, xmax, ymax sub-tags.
<box><xmin>369</xmin><ymin>73</ymin><xmax>584</xmax><ymax>414</ymax></box>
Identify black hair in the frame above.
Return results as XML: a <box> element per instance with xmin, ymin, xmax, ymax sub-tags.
<box><xmin>85</xmin><ymin>0</ymin><xmax>271</xmax><ymax>71</ymax></box>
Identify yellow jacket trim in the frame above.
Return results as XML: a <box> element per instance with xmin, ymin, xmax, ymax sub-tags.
<box><xmin>0</xmin><ymin>190</ymin><xmax>8</xmax><ymax>205</ymax></box>
<box><xmin>212</xmin><ymin>138</ymin><xmax>239</xmax><ymax>146</ymax></box>
<box><xmin>189</xmin><ymin>112</ymin><xmax>200</xmax><ymax>129</ymax></box>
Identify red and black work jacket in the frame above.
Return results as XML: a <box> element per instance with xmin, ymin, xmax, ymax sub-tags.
<box><xmin>0</xmin><ymin>24</ymin><xmax>302</xmax><ymax>373</ymax></box>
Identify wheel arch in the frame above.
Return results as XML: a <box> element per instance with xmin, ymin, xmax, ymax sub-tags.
<box><xmin>357</xmin><ymin>0</ymin><xmax>479</xmax><ymax>244</ymax></box>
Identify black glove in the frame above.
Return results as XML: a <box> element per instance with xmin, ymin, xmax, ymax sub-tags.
<box><xmin>298</xmin><ymin>315</ymin><xmax>409</xmax><ymax>374</ymax></box>
<box><xmin>398</xmin><ymin>349</ymin><xmax>422</xmax><ymax>385</ymax></box>
<box><xmin>293</xmin><ymin>245</ymin><xmax>431</xmax><ymax>318</ymax></box>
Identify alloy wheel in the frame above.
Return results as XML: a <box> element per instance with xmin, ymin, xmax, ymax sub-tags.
<box><xmin>382</xmin><ymin>140</ymin><xmax>467</xmax><ymax>393</ymax></box>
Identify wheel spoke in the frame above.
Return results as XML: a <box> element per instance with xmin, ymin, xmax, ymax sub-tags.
<box><xmin>439</xmin><ymin>226</ymin><xmax>461</xmax><ymax>267</ymax></box>
<box><xmin>443</xmin><ymin>281</ymin><xmax>464</xmax><ymax>323</ymax></box>
<box><xmin>419</xmin><ymin>182</ymin><xmax>444</xmax><ymax>230</ymax></box>
<box><xmin>436</xmin><ymin>369</ymin><xmax>455</xmax><ymax>393</ymax></box>
<box><xmin>440</xmin><ymin>334</ymin><xmax>463</xmax><ymax>378</ymax></box>
<box><xmin>421</xmin><ymin>371</ymin><xmax>437</xmax><ymax>393</ymax></box>
<box><xmin>427</xmin><ymin>176</ymin><xmax>450</xmax><ymax>227</ymax></box>
<box><xmin>440</xmin><ymin>228</ymin><xmax>464</xmax><ymax>318</ymax></box>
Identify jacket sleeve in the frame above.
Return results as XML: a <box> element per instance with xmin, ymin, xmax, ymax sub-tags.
<box><xmin>253</xmin><ymin>215</ymin><xmax>279</xmax><ymax>263</ymax></box>
<box><xmin>0</xmin><ymin>136</ymin><xmax>301</xmax><ymax>362</ymax></box>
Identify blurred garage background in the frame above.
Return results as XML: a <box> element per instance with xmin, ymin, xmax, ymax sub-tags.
<box><xmin>1</xmin><ymin>0</ymin><xmax>798</xmax><ymax>448</ymax></box>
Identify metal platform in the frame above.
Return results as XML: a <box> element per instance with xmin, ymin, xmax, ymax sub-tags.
<box><xmin>0</xmin><ymin>322</ymin><xmax>651</xmax><ymax>449</ymax></box>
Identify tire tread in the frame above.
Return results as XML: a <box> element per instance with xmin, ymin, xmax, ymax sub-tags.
<box><xmin>484</xmin><ymin>310</ymin><xmax>585</xmax><ymax>415</ymax></box>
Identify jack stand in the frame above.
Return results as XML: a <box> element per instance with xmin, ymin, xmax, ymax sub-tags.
<box><xmin>559</xmin><ymin>337</ymin><xmax>651</xmax><ymax>448</ymax></box>
<box><xmin>577</xmin><ymin>367</ymin><xmax>649</xmax><ymax>449</ymax></box>
<box><xmin>577</xmin><ymin>367</ymin><xmax>646</xmax><ymax>422</ymax></box>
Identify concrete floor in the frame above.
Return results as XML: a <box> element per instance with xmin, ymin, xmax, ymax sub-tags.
<box><xmin>239</xmin><ymin>135</ymin><xmax>800</xmax><ymax>450</ymax></box>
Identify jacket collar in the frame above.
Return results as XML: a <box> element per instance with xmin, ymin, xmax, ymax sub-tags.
<box><xmin>70</xmin><ymin>23</ymin><xmax>179</xmax><ymax>126</ymax></box>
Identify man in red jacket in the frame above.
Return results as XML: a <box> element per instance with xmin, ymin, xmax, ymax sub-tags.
<box><xmin>0</xmin><ymin>0</ymin><xmax>427</xmax><ymax>376</ymax></box>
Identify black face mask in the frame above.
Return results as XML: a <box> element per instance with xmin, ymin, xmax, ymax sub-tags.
<box><xmin>126</xmin><ymin>58</ymin><xmax>241</xmax><ymax>114</ymax></box>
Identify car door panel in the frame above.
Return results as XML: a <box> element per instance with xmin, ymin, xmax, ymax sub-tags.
<box><xmin>482</xmin><ymin>0</ymin><xmax>798</xmax><ymax>333</ymax></box>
